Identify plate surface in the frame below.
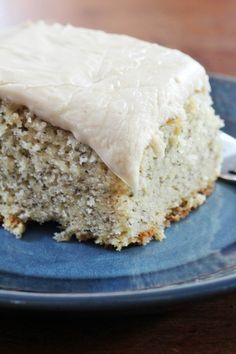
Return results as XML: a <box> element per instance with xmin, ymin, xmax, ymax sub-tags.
<box><xmin>0</xmin><ymin>75</ymin><xmax>236</xmax><ymax>310</ymax></box>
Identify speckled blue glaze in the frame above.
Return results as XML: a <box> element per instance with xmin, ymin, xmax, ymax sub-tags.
<box><xmin>0</xmin><ymin>74</ymin><xmax>235</xmax><ymax>310</ymax></box>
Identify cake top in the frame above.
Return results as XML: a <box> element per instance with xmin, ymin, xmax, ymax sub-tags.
<box><xmin>0</xmin><ymin>22</ymin><xmax>208</xmax><ymax>190</ymax></box>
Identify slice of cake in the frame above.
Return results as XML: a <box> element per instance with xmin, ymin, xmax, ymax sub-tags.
<box><xmin>0</xmin><ymin>22</ymin><xmax>222</xmax><ymax>249</ymax></box>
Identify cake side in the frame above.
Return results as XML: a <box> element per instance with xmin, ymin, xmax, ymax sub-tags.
<box><xmin>0</xmin><ymin>89</ymin><xmax>222</xmax><ymax>249</ymax></box>
<box><xmin>0</xmin><ymin>100</ymin><xmax>129</xmax><ymax>245</ymax></box>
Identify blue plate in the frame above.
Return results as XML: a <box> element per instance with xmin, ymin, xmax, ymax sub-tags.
<box><xmin>0</xmin><ymin>74</ymin><xmax>236</xmax><ymax>311</ymax></box>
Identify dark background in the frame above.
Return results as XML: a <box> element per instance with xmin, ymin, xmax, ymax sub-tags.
<box><xmin>0</xmin><ymin>0</ymin><xmax>236</xmax><ymax>353</ymax></box>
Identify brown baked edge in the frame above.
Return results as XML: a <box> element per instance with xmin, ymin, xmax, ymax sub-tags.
<box><xmin>164</xmin><ymin>182</ymin><xmax>214</xmax><ymax>225</ymax></box>
<box><xmin>137</xmin><ymin>181</ymin><xmax>214</xmax><ymax>244</ymax></box>
<box><xmin>0</xmin><ymin>182</ymin><xmax>215</xmax><ymax>247</ymax></box>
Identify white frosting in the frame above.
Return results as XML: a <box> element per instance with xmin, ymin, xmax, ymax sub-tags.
<box><xmin>0</xmin><ymin>22</ymin><xmax>209</xmax><ymax>190</ymax></box>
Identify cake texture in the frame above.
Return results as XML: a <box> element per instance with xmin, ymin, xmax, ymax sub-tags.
<box><xmin>0</xmin><ymin>23</ymin><xmax>223</xmax><ymax>249</ymax></box>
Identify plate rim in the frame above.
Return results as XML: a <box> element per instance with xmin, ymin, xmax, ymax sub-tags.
<box><xmin>1</xmin><ymin>271</ymin><xmax>236</xmax><ymax>310</ymax></box>
<box><xmin>0</xmin><ymin>73</ymin><xmax>236</xmax><ymax>310</ymax></box>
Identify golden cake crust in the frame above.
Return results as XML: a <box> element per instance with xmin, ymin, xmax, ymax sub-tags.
<box><xmin>1</xmin><ymin>182</ymin><xmax>214</xmax><ymax>247</ymax></box>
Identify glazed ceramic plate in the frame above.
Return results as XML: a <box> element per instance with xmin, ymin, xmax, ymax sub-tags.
<box><xmin>0</xmin><ymin>75</ymin><xmax>236</xmax><ymax>311</ymax></box>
